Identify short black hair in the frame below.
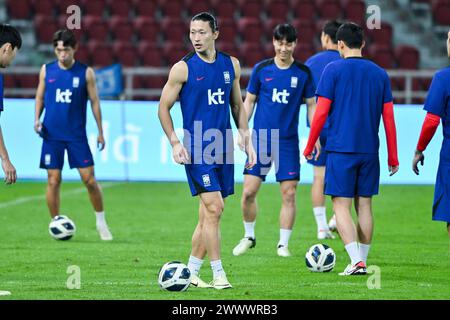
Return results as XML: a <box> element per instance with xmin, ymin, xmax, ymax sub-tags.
<box><xmin>0</xmin><ymin>24</ymin><xmax>22</xmax><ymax>50</ymax></box>
<box><xmin>53</xmin><ymin>29</ymin><xmax>77</xmax><ymax>48</ymax></box>
<box><xmin>336</xmin><ymin>22</ymin><xmax>364</xmax><ymax>49</ymax></box>
<box><xmin>323</xmin><ymin>20</ymin><xmax>343</xmax><ymax>44</ymax></box>
<box><xmin>273</xmin><ymin>23</ymin><xmax>297</xmax><ymax>43</ymax></box>
<box><xmin>191</xmin><ymin>12</ymin><xmax>218</xmax><ymax>32</ymax></box>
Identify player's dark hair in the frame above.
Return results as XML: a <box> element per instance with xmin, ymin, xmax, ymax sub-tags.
<box><xmin>273</xmin><ymin>23</ymin><xmax>297</xmax><ymax>43</ymax></box>
<box><xmin>52</xmin><ymin>29</ymin><xmax>77</xmax><ymax>48</ymax></box>
<box><xmin>323</xmin><ymin>20</ymin><xmax>343</xmax><ymax>44</ymax></box>
<box><xmin>191</xmin><ymin>12</ymin><xmax>218</xmax><ymax>32</ymax></box>
<box><xmin>336</xmin><ymin>22</ymin><xmax>364</xmax><ymax>49</ymax></box>
<box><xmin>0</xmin><ymin>24</ymin><xmax>22</xmax><ymax>50</ymax></box>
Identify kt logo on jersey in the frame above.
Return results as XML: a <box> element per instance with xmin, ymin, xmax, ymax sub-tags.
<box><xmin>208</xmin><ymin>89</ymin><xmax>225</xmax><ymax>105</ymax></box>
<box><xmin>272</xmin><ymin>89</ymin><xmax>290</xmax><ymax>104</ymax></box>
<box><xmin>56</xmin><ymin>88</ymin><xmax>72</xmax><ymax>103</ymax></box>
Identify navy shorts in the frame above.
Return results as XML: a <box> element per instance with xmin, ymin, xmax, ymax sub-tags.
<box><xmin>307</xmin><ymin>134</ymin><xmax>328</xmax><ymax>167</ymax></box>
<box><xmin>432</xmin><ymin>139</ymin><xmax>450</xmax><ymax>223</ymax></box>
<box><xmin>40</xmin><ymin>139</ymin><xmax>94</xmax><ymax>170</ymax></box>
<box><xmin>324</xmin><ymin>152</ymin><xmax>380</xmax><ymax>198</ymax></box>
<box><xmin>185</xmin><ymin>163</ymin><xmax>234</xmax><ymax>198</ymax></box>
<box><xmin>244</xmin><ymin>139</ymin><xmax>300</xmax><ymax>182</ymax></box>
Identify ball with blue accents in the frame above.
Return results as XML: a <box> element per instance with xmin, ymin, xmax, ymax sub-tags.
<box><xmin>158</xmin><ymin>261</ymin><xmax>191</xmax><ymax>292</ymax></box>
<box><xmin>48</xmin><ymin>215</ymin><xmax>76</xmax><ymax>241</ymax></box>
<box><xmin>305</xmin><ymin>244</ymin><xmax>336</xmax><ymax>272</ymax></box>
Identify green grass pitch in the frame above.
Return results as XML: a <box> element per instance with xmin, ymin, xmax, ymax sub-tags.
<box><xmin>0</xmin><ymin>181</ymin><xmax>449</xmax><ymax>300</ymax></box>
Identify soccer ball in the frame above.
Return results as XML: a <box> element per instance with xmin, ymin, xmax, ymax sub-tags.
<box><xmin>48</xmin><ymin>215</ymin><xmax>76</xmax><ymax>240</ymax></box>
<box><xmin>158</xmin><ymin>261</ymin><xmax>191</xmax><ymax>292</ymax></box>
<box><xmin>305</xmin><ymin>243</ymin><xmax>336</xmax><ymax>272</ymax></box>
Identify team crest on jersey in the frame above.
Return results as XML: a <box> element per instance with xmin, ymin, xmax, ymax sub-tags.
<box><xmin>202</xmin><ymin>174</ymin><xmax>211</xmax><ymax>187</ymax></box>
<box><xmin>45</xmin><ymin>154</ymin><xmax>51</xmax><ymax>166</ymax></box>
<box><xmin>223</xmin><ymin>71</ymin><xmax>231</xmax><ymax>84</ymax></box>
<box><xmin>291</xmin><ymin>77</ymin><xmax>298</xmax><ymax>88</ymax></box>
<box><xmin>72</xmin><ymin>77</ymin><xmax>80</xmax><ymax>88</ymax></box>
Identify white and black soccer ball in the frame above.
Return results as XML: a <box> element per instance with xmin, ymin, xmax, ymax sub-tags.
<box><xmin>305</xmin><ymin>243</ymin><xmax>336</xmax><ymax>272</ymax></box>
<box><xmin>158</xmin><ymin>261</ymin><xmax>191</xmax><ymax>292</ymax></box>
<box><xmin>48</xmin><ymin>215</ymin><xmax>76</xmax><ymax>241</ymax></box>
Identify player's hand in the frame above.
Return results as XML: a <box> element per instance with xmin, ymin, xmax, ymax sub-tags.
<box><xmin>245</xmin><ymin>141</ymin><xmax>257</xmax><ymax>170</ymax></box>
<box><xmin>389</xmin><ymin>165</ymin><xmax>399</xmax><ymax>176</ymax></box>
<box><xmin>313</xmin><ymin>140</ymin><xmax>321</xmax><ymax>161</ymax></box>
<box><xmin>172</xmin><ymin>141</ymin><xmax>190</xmax><ymax>165</ymax></box>
<box><xmin>412</xmin><ymin>150</ymin><xmax>424</xmax><ymax>175</ymax></box>
<box><xmin>34</xmin><ymin>120</ymin><xmax>42</xmax><ymax>134</ymax></box>
<box><xmin>97</xmin><ymin>134</ymin><xmax>106</xmax><ymax>151</ymax></box>
<box><xmin>237</xmin><ymin>133</ymin><xmax>245</xmax><ymax>151</ymax></box>
<box><xmin>1</xmin><ymin>158</ymin><xmax>17</xmax><ymax>185</ymax></box>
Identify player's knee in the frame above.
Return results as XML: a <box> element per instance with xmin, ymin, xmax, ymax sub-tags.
<box><xmin>82</xmin><ymin>175</ymin><xmax>97</xmax><ymax>190</ymax></box>
<box><xmin>204</xmin><ymin>202</ymin><xmax>224</xmax><ymax>220</ymax></box>
<box><xmin>242</xmin><ymin>188</ymin><xmax>257</xmax><ymax>203</ymax></box>
<box><xmin>48</xmin><ymin>176</ymin><xmax>61</xmax><ymax>188</ymax></box>
<box><xmin>281</xmin><ymin>186</ymin><xmax>297</xmax><ymax>204</ymax></box>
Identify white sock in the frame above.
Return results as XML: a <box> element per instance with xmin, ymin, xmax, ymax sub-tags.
<box><xmin>244</xmin><ymin>221</ymin><xmax>255</xmax><ymax>239</ymax></box>
<box><xmin>345</xmin><ymin>242</ymin><xmax>361</xmax><ymax>265</ymax></box>
<box><xmin>313</xmin><ymin>207</ymin><xmax>329</xmax><ymax>232</ymax></box>
<box><xmin>95</xmin><ymin>211</ymin><xmax>106</xmax><ymax>227</ymax></box>
<box><xmin>278</xmin><ymin>228</ymin><xmax>292</xmax><ymax>247</ymax></box>
<box><xmin>187</xmin><ymin>255</ymin><xmax>204</xmax><ymax>276</ymax></box>
<box><xmin>359</xmin><ymin>243</ymin><xmax>371</xmax><ymax>264</ymax></box>
<box><xmin>210</xmin><ymin>260</ymin><xmax>225</xmax><ymax>279</ymax></box>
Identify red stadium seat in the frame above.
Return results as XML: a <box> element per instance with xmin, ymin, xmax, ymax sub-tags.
<box><xmin>55</xmin><ymin>0</ymin><xmax>78</xmax><ymax>15</ymax></box>
<box><xmin>7</xmin><ymin>0</ymin><xmax>30</xmax><ymax>19</ymax></box>
<box><xmin>237</xmin><ymin>18</ymin><xmax>263</xmax><ymax>43</ymax></box>
<box><xmin>35</xmin><ymin>16</ymin><xmax>59</xmax><ymax>44</ymax></box>
<box><xmin>291</xmin><ymin>20</ymin><xmax>317</xmax><ymax>44</ymax></box>
<box><xmin>316</xmin><ymin>0</ymin><xmax>342</xmax><ymax>20</ymax></box>
<box><xmin>216</xmin><ymin>18</ymin><xmax>238</xmax><ymax>43</ymax></box>
<box><xmin>366</xmin><ymin>22</ymin><xmax>393</xmax><ymax>46</ymax></box>
<box><xmin>294</xmin><ymin>43</ymin><xmax>315</xmax><ymax>62</ymax></box>
<box><xmin>395</xmin><ymin>45</ymin><xmax>420</xmax><ymax>69</ymax></box>
<box><xmin>17</xmin><ymin>75</ymin><xmax>39</xmax><ymax>89</ymax></box>
<box><xmin>161</xmin><ymin>18</ymin><xmax>187</xmax><ymax>42</ymax></box>
<box><xmin>133</xmin><ymin>17</ymin><xmax>160</xmax><ymax>43</ymax></box>
<box><xmin>3</xmin><ymin>75</ymin><xmax>18</xmax><ymax>88</ymax></box>
<box><xmin>368</xmin><ymin>45</ymin><xmax>396</xmax><ymax>69</ymax></box>
<box><xmin>81</xmin><ymin>0</ymin><xmax>106</xmax><ymax>16</ymax></box>
<box><xmin>263</xmin><ymin>19</ymin><xmax>287</xmax><ymax>35</ymax></box>
<box><xmin>187</xmin><ymin>0</ymin><xmax>211</xmax><ymax>16</ymax></box>
<box><xmin>113</xmin><ymin>42</ymin><xmax>137</xmax><ymax>67</ymax></box>
<box><xmin>75</xmin><ymin>47</ymin><xmax>90</xmax><ymax>64</ymax></box>
<box><xmin>213</xmin><ymin>0</ymin><xmax>238</xmax><ymax>19</ymax></box>
<box><xmin>292</xmin><ymin>0</ymin><xmax>317</xmax><ymax>20</ymax></box>
<box><xmin>344</xmin><ymin>0</ymin><xmax>366</xmax><ymax>25</ymax></box>
<box><xmin>138</xmin><ymin>42</ymin><xmax>164</xmax><ymax>66</ymax></box>
<box><xmin>109</xmin><ymin>0</ymin><xmax>133</xmax><ymax>16</ymax></box>
<box><xmin>160</xmin><ymin>0</ymin><xmax>185</xmax><ymax>18</ymax></box>
<box><xmin>239</xmin><ymin>0</ymin><xmax>263</xmax><ymax>18</ymax></box>
<box><xmin>84</xmin><ymin>16</ymin><xmax>109</xmax><ymax>42</ymax></box>
<box><xmin>134</xmin><ymin>0</ymin><xmax>157</xmax><ymax>18</ymax></box>
<box><xmin>432</xmin><ymin>2</ymin><xmax>450</xmax><ymax>24</ymax></box>
<box><xmin>216</xmin><ymin>42</ymin><xmax>239</xmax><ymax>58</ymax></box>
<box><xmin>32</xmin><ymin>0</ymin><xmax>55</xmax><ymax>16</ymax></box>
<box><xmin>110</xmin><ymin>16</ymin><xmax>135</xmax><ymax>42</ymax></box>
<box><xmin>239</xmin><ymin>43</ymin><xmax>265</xmax><ymax>67</ymax></box>
<box><xmin>88</xmin><ymin>42</ymin><xmax>114</xmax><ymax>67</ymax></box>
<box><xmin>147</xmin><ymin>76</ymin><xmax>168</xmax><ymax>89</ymax></box>
<box><xmin>266</xmin><ymin>0</ymin><xmax>290</xmax><ymax>20</ymax></box>
<box><xmin>163</xmin><ymin>42</ymin><xmax>188</xmax><ymax>66</ymax></box>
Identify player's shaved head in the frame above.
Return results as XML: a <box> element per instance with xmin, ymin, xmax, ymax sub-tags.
<box><xmin>336</xmin><ymin>22</ymin><xmax>364</xmax><ymax>49</ymax></box>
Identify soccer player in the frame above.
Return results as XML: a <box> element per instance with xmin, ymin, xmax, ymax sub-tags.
<box><xmin>232</xmin><ymin>24</ymin><xmax>318</xmax><ymax>258</ymax></box>
<box><xmin>413</xmin><ymin>30</ymin><xmax>450</xmax><ymax>237</ymax></box>
<box><xmin>34</xmin><ymin>29</ymin><xmax>113</xmax><ymax>241</ymax></box>
<box><xmin>158</xmin><ymin>12</ymin><xmax>255</xmax><ymax>289</ymax></box>
<box><xmin>303</xmin><ymin>23</ymin><xmax>399</xmax><ymax>275</ymax></box>
<box><xmin>0</xmin><ymin>23</ymin><xmax>21</xmax><ymax>297</ymax></box>
<box><xmin>305</xmin><ymin>20</ymin><xmax>342</xmax><ymax>239</ymax></box>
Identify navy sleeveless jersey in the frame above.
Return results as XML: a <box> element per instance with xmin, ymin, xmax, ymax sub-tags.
<box><xmin>247</xmin><ymin>58</ymin><xmax>315</xmax><ymax>141</ymax></box>
<box><xmin>43</xmin><ymin>60</ymin><xmax>89</xmax><ymax>141</ymax></box>
<box><xmin>0</xmin><ymin>74</ymin><xmax>4</xmax><ymax>112</ymax></box>
<box><xmin>179</xmin><ymin>52</ymin><xmax>235</xmax><ymax>157</ymax></box>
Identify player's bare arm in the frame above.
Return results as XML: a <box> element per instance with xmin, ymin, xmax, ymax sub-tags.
<box><xmin>86</xmin><ymin>67</ymin><xmax>105</xmax><ymax>151</ymax></box>
<box><xmin>238</xmin><ymin>92</ymin><xmax>257</xmax><ymax>151</ymax></box>
<box><xmin>305</xmin><ymin>96</ymin><xmax>321</xmax><ymax>160</ymax></box>
<box><xmin>0</xmin><ymin>126</ymin><xmax>16</xmax><ymax>184</ymax></box>
<box><xmin>229</xmin><ymin>56</ymin><xmax>256</xmax><ymax>169</ymax></box>
<box><xmin>158</xmin><ymin>61</ymin><xmax>190</xmax><ymax>164</ymax></box>
<box><xmin>34</xmin><ymin>64</ymin><xmax>46</xmax><ymax>134</ymax></box>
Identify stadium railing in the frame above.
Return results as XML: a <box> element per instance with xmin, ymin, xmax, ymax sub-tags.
<box><xmin>1</xmin><ymin>67</ymin><xmax>436</xmax><ymax>104</ymax></box>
